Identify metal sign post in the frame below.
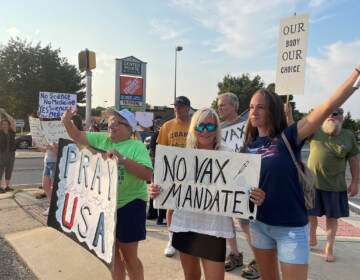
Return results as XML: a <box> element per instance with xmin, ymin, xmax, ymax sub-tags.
<box><xmin>86</xmin><ymin>70</ymin><xmax>92</xmax><ymax>129</ymax></box>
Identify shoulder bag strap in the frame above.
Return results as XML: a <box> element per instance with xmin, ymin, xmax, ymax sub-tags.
<box><xmin>281</xmin><ymin>132</ymin><xmax>302</xmax><ymax>171</ymax></box>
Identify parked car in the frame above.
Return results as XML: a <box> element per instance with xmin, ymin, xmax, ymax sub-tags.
<box><xmin>15</xmin><ymin>133</ymin><xmax>32</xmax><ymax>149</ymax></box>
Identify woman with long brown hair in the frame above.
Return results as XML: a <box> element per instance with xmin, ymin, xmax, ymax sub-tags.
<box><xmin>243</xmin><ymin>66</ymin><xmax>360</xmax><ymax>280</ymax></box>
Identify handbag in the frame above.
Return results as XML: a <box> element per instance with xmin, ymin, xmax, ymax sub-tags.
<box><xmin>281</xmin><ymin>132</ymin><xmax>315</xmax><ymax>209</ymax></box>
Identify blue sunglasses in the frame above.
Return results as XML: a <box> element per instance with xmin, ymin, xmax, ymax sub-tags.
<box><xmin>195</xmin><ymin>123</ymin><xmax>217</xmax><ymax>132</ymax></box>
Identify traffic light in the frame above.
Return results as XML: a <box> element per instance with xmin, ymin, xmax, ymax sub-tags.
<box><xmin>78</xmin><ymin>49</ymin><xmax>96</xmax><ymax>72</ymax></box>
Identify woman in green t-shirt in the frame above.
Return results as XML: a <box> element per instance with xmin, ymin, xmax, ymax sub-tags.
<box><xmin>62</xmin><ymin>107</ymin><xmax>152</xmax><ymax>280</ymax></box>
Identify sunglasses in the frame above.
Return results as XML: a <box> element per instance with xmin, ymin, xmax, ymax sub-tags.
<box><xmin>331</xmin><ymin>111</ymin><xmax>343</xmax><ymax>117</ymax></box>
<box><xmin>195</xmin><ymin>123</ymin><xmax>217</xmax><ymax>132</ymax></box>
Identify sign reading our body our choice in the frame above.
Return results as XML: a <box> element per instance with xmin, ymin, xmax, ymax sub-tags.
<box><xmin>39</xmin><ymin>92</ymin><xmax>77</xmax><ymax>118</ymax></box>
<box><xmin>154</xmin><ymin>145</ymin><xmax>261</xmax><ymax>220</ymax></box>
<box><xmin>47</xmin><ymin>139</ymin><xmax>118</xmax><ymax>270</ymax></box>
<box><xmin>275</xmin><ymin>13</ymin><xmax>309</xmax><ymax>95</ymax></box>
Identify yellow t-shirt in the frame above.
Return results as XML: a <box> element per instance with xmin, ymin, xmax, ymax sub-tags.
<box><xmin>156</xmin><ymin>118</ymin><xmax>190</xmax><ymax>147</ymax></box>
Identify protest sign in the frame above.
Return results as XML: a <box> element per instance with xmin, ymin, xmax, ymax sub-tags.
<box><xmin>135</xmin><ymin>111</ymin><xmax>153</xmax><ymax>128</ymax></box>
<box><xmin>275</xmin><ymin>13</ymin><xmax>309</xmax><ymax>95</ymax></box>
<box><xmin>39</xmin><ymin>92</ymin><xmax>77</xmax><ymax>118</ymax></box>
<box><xmin>41</xmin><ymin>120</ymin><xmax>71</xmax><ymax>144</ymax></box>
<box><xmin>28</xmin><ymin>116</ymin><xmax>47</xmax><ymax>147</ymax></box>
<box><xmin>221</xmin><ymin>111</ymin><xmax>248</xmax><ymax>153</ymax></box>
<box><xmin>154</xmin><ymin>145</ymin><xmax>261</xmax><ymax>220</ymax></box>
<box><xmin>48</xmin><ymin>139</ymin><xmax>118</xmax><ymax>270</ymax></box>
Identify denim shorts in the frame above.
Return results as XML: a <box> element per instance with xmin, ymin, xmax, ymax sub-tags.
<box><xmin>250</xmin><ymin>220</ymin><xmax>310</xmax><ymax>264</ymax></box>
<box><xmin>43</xmin><ymin>162</ymin><xmax>56</xmax><ymax>179</ymax></box>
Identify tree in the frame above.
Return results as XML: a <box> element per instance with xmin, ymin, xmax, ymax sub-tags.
<box><xmin>212</xmin><ymin>74</ymin><xmax>265</xmax><ymax>114</ymax></box>
<box><xmin>0</xmin><ymin>38</ymin><xmax>85</xmax><ymax>120</ymax></box>
<box><xmin>343</xmin><ymin>112</ymin><xmax>357</xmax><ymax>133</ymax></box>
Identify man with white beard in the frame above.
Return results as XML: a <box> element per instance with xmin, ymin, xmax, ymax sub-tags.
<box><xmin>307</xmin><ymin>107</ymin><xmax>359</xmax><ymax>262</ymax></box>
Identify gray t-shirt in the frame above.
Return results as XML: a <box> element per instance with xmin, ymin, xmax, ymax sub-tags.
<box><xmin>44</xmin><ymin>149</ymin><xmax>57</xmax><ymax>163</ymax></box>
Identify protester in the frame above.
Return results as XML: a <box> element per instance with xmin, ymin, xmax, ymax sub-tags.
<box><xmin>34</xmin><ymin>115</ymin><xmax>84</xmax><ymax>215</ymax></box>
<box><xmin>242</xmin><ymin>66</ymin><xmax>360</xmax><ymax>280</ymax></box>
<box><xmin>306</xmin><ymin>107</ymin><xmax>359</xmax><ymax>262</ymax></box>
<box><xmin>156</xmin><ymin>96</ymin><xmax>191</xmax><ymax>257</ymax></box>
<box><xmin>62</xmin><ymin>107</ymin><xmax>152</xmax><ymax>280</ymax></box>
<box><xmin>149</xmin><ymin>108</ymin><xmax>265</xmax><ymax>280</ymax></box>
<box><xmin>89</xmin><ymin>120</ymin><xmax>100</xmax><ymax>132</ymax></box>
<box><xmin>217</xmin><ymin>92</ymin><xmax>258</xmax><ymax>278</ymax></box>
<box><xmin>0</xmin><ymin>108</ymin><xmax>16</xmax><ymax>193</ymax></box>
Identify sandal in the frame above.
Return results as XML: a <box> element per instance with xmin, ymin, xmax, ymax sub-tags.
<box><xmin>241</xmin><ymin>260</ymin><xmax>260</xmax><ymax>279</ymax></box>
<box><xmin>225</xmin><ymin>252</ymin><xmax>243</xmax><ymax>271</ymax></box>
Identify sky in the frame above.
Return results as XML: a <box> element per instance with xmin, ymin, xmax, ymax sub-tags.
<box><xmin>1</xmin><ymin>0</ymin><xmax>360</xmax><ymax>118</ymax></box>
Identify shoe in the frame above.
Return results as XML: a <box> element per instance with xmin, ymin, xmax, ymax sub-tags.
<box><xmin>156</xmin><ymin>218</ymin><xmax>167</xmax><ymax>226</ymax></box>
<box><xmin>43</xmin><ymin>207</ymin><xmax>49</xmax><ymax>216</ymax></box>
<box><xmin>0</xmin><ymin>188</ymin><xmax>5</xmax><ymax>194</ymax></box>
<box><xmin>147</xmin><ymin>211</ymin><xmax>158</xmax><ymax>220</ymax></box>
<box><xmin>4</xmin><ymin>186</ymin><xmax>13</xmax><ymax>192</ymax></box>
<box><xmin>241</xmin><ymin>260</ymin><xmax>260</xmax><ymax>279</ymax></box>
<box><xmin>225</xmin><ymin>252</ymin><xmax>243</xmax><ymax>271</ymax></box>
<box><xmin>164</xmin><ymin>242</ymin><xmax>176</xmax><ymax>257</ymax></box>
<box><xmin>36</xmin><ymin>192</ymin><xmax>47</xmax><ymax>199</ymax></box>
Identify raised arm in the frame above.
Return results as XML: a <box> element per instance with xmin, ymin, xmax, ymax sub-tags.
<box><xmin>61</xmin><ymin>107</ymin><xmax>89</xmax><ymax>146</ymax></box>
<box><xmin>0</xmin><ymin>108</ymin><xmax>16</xmax><ymax>131</ymax></box>
<box><xmin>297</xmin><ymin>66</ymin><xmax>360</xmax><ymax>142</ymax></box>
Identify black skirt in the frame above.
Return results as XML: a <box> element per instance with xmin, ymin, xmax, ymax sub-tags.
<box><xmin>172</xmin><ymin>231</ymin><xmax>226</xmax><ymax>262</ymax></box>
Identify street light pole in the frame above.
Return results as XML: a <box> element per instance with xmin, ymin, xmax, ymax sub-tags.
<box><xmin>174</xmin><ymin>46</ymin><xmax>183</xmax><ymax>103</ymax></box>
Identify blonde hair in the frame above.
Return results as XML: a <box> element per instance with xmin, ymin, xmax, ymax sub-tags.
<box><xmin>186</xmin><ymin>108</ymin><xmax>222</xmax><ymax>150</ymax></box>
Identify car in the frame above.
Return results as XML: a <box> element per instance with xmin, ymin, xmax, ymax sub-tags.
<box><xmin>15</xmin><ymin>133</ymin><xmax>32</xmax><ymax>149</ymax></box>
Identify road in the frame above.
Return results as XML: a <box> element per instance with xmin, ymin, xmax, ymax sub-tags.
<box><xmin>12</xmin><ymin>152</ymin><xmax>43</xmax><ymax>188</ymax></box>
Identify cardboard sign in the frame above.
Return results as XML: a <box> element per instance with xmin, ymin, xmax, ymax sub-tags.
<box><xmin>48</xmin><ymin>139</ymin><xmax>118</xmax><ymax>270</ymax></box>
<box><xmin>28</xmin><ymin>116</ymin><xmax>47</xmax><ymax>147</ymax></box>
<box><xmin>39</xmin><ymin>92</ymin><xmax>77</xmax><ymax>118</ymax></box>
<box><xmin>275</xmin><ymin>13</ymin><xmax>309</xmax><ymax>95</ymax></box>
<box><xmin>120</xmin><ymin>76</ymin><xmax>143</xmax><ymax>102</ymax></box>
<box><xmin>154</xmin><ymin>145</ymin><xmax>261</xmax><ymax>220</ymax></box>
<box><xmin>221</xmin><ymin>112</ymin><xmax>248</xmax><ymax>153</ymax></box>
<box><xmin>135</xmin><ymin>112</ymin><xmax>154</xmax><ymax>128</ymax></box>
<box><xmin>41</xmin><ymin>120</ymin><xmax>71</xmax><ymax>144</ymax></box>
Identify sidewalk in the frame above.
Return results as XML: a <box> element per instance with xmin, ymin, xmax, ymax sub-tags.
<box><xmin>1</xmin><ymin>189</ymin><xmax>360</xmax><ymax>279</ymax></box>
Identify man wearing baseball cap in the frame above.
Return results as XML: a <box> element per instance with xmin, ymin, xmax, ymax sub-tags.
<box><xmin>156</xmin><ymin>96</ymin><xmax>192</xmax><ymax>257</ymax></box>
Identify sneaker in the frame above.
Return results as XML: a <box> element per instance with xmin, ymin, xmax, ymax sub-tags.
<box><xmin>4</xmin><ymin>186</ymin><xmax>13</xmax><ymax>192</ymax></box>
<box><xmin>241</xmin><ymin>260</ymin><xmax>260</xmax><ymax>279</ymax></box>
<box><xmin>164</xmin><ymin>242</ymin><xmax>176</xmax><ymax>257</ymax></box>
<box><xmin>156</xmin><ymin>218</ymin><xmax>167</xmax><ymax>226</ymax></box>
<box><xmin>225</xmin><ymin>252</ymin><xmax>243</xmax><ymax>271</ymax></box>
<box><xmin>43</xmin><ymin>208</ymin><xmax>49</xmax><ymax>216</ymax></box>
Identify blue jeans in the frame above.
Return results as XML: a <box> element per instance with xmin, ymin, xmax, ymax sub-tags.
<box><xmin>250</xmin><ymin>220</ymin><xmax>310</xmax><ymax>264</ymax></box>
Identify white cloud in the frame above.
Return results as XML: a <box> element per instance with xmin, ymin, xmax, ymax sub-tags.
<box><xmin>150</xmin><ymin>19</ymin><xmax>186</xmax><ymax>40</ymax></box>
<box><xmin>7</xmin><ymin>27</ymin><xmax>20</xmax><ymax>37</ymax></box>
<box><xmin>309</xmin><ymin>0</ymin><xmax>327</xmax><ymax>7</ymax></box>
<box><xmin>295</xmin><ymin>40</ymin><xmax>360</xmax><ymax>118</ymax></box>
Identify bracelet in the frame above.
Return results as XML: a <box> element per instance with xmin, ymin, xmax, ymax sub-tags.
<box><xmin>356</xmin><ymin>68</ymin><xmax>360</xmax><ymax>74</ymax></box>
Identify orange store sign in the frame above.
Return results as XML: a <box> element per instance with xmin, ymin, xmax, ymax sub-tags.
<box><xmin>120</xmin><ymin>76</ymin><xmax>143</xmax><ymax>96</ymax></box>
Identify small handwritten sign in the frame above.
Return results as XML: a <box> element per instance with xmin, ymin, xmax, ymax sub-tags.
<box><xmin>41</xmin><ymin>120</ymin><xmax>71</xmax><ymax>144</ymax></box>
<box><xmin>154</xmin><ymin>145</ymin><xmax>261</xmax><ymax>219</ymax></box>
<box><xmin>136</xmin><ymin>112</ymin><xmax>153</xmax><ymax>128</ymax></box>
<box><xmin>48</xmin><ymin>139</ymin><xmax>118</xmax><ymax>270</ymax></box>
<box><xmin>221</xmin><ymin>121</ymin><xmax>246</xmax><ymax>153</ymax></box>
<box><xmin>29</xmin><ymin>117</ymin><xmax>47</xmax><ymax>147</ymax></box>
<box><xmin>275</xmin><ymin>13</ymin><xmax>309</xmax><ymax>95</ymax></box>
<box><xmin>39</xmin><ymin>92</ymin><xmax>77</xmax><ymax>118</ymax></box>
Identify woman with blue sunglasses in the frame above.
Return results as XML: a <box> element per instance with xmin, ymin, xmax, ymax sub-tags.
<box><xmin>149</xmin><ymin>107</ymin><xmax>265</xmax><ymax>280</ymax></box>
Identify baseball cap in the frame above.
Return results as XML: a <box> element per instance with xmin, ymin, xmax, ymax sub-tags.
<box><xmin>172</xmin><ymin>96</ymin><xmax>190</xmax><ymax>107</ymax></box>
<box><xmin>106</xmin><ymin>108</ymin><xmax>137</xmax><ymax>132</ymax></box>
